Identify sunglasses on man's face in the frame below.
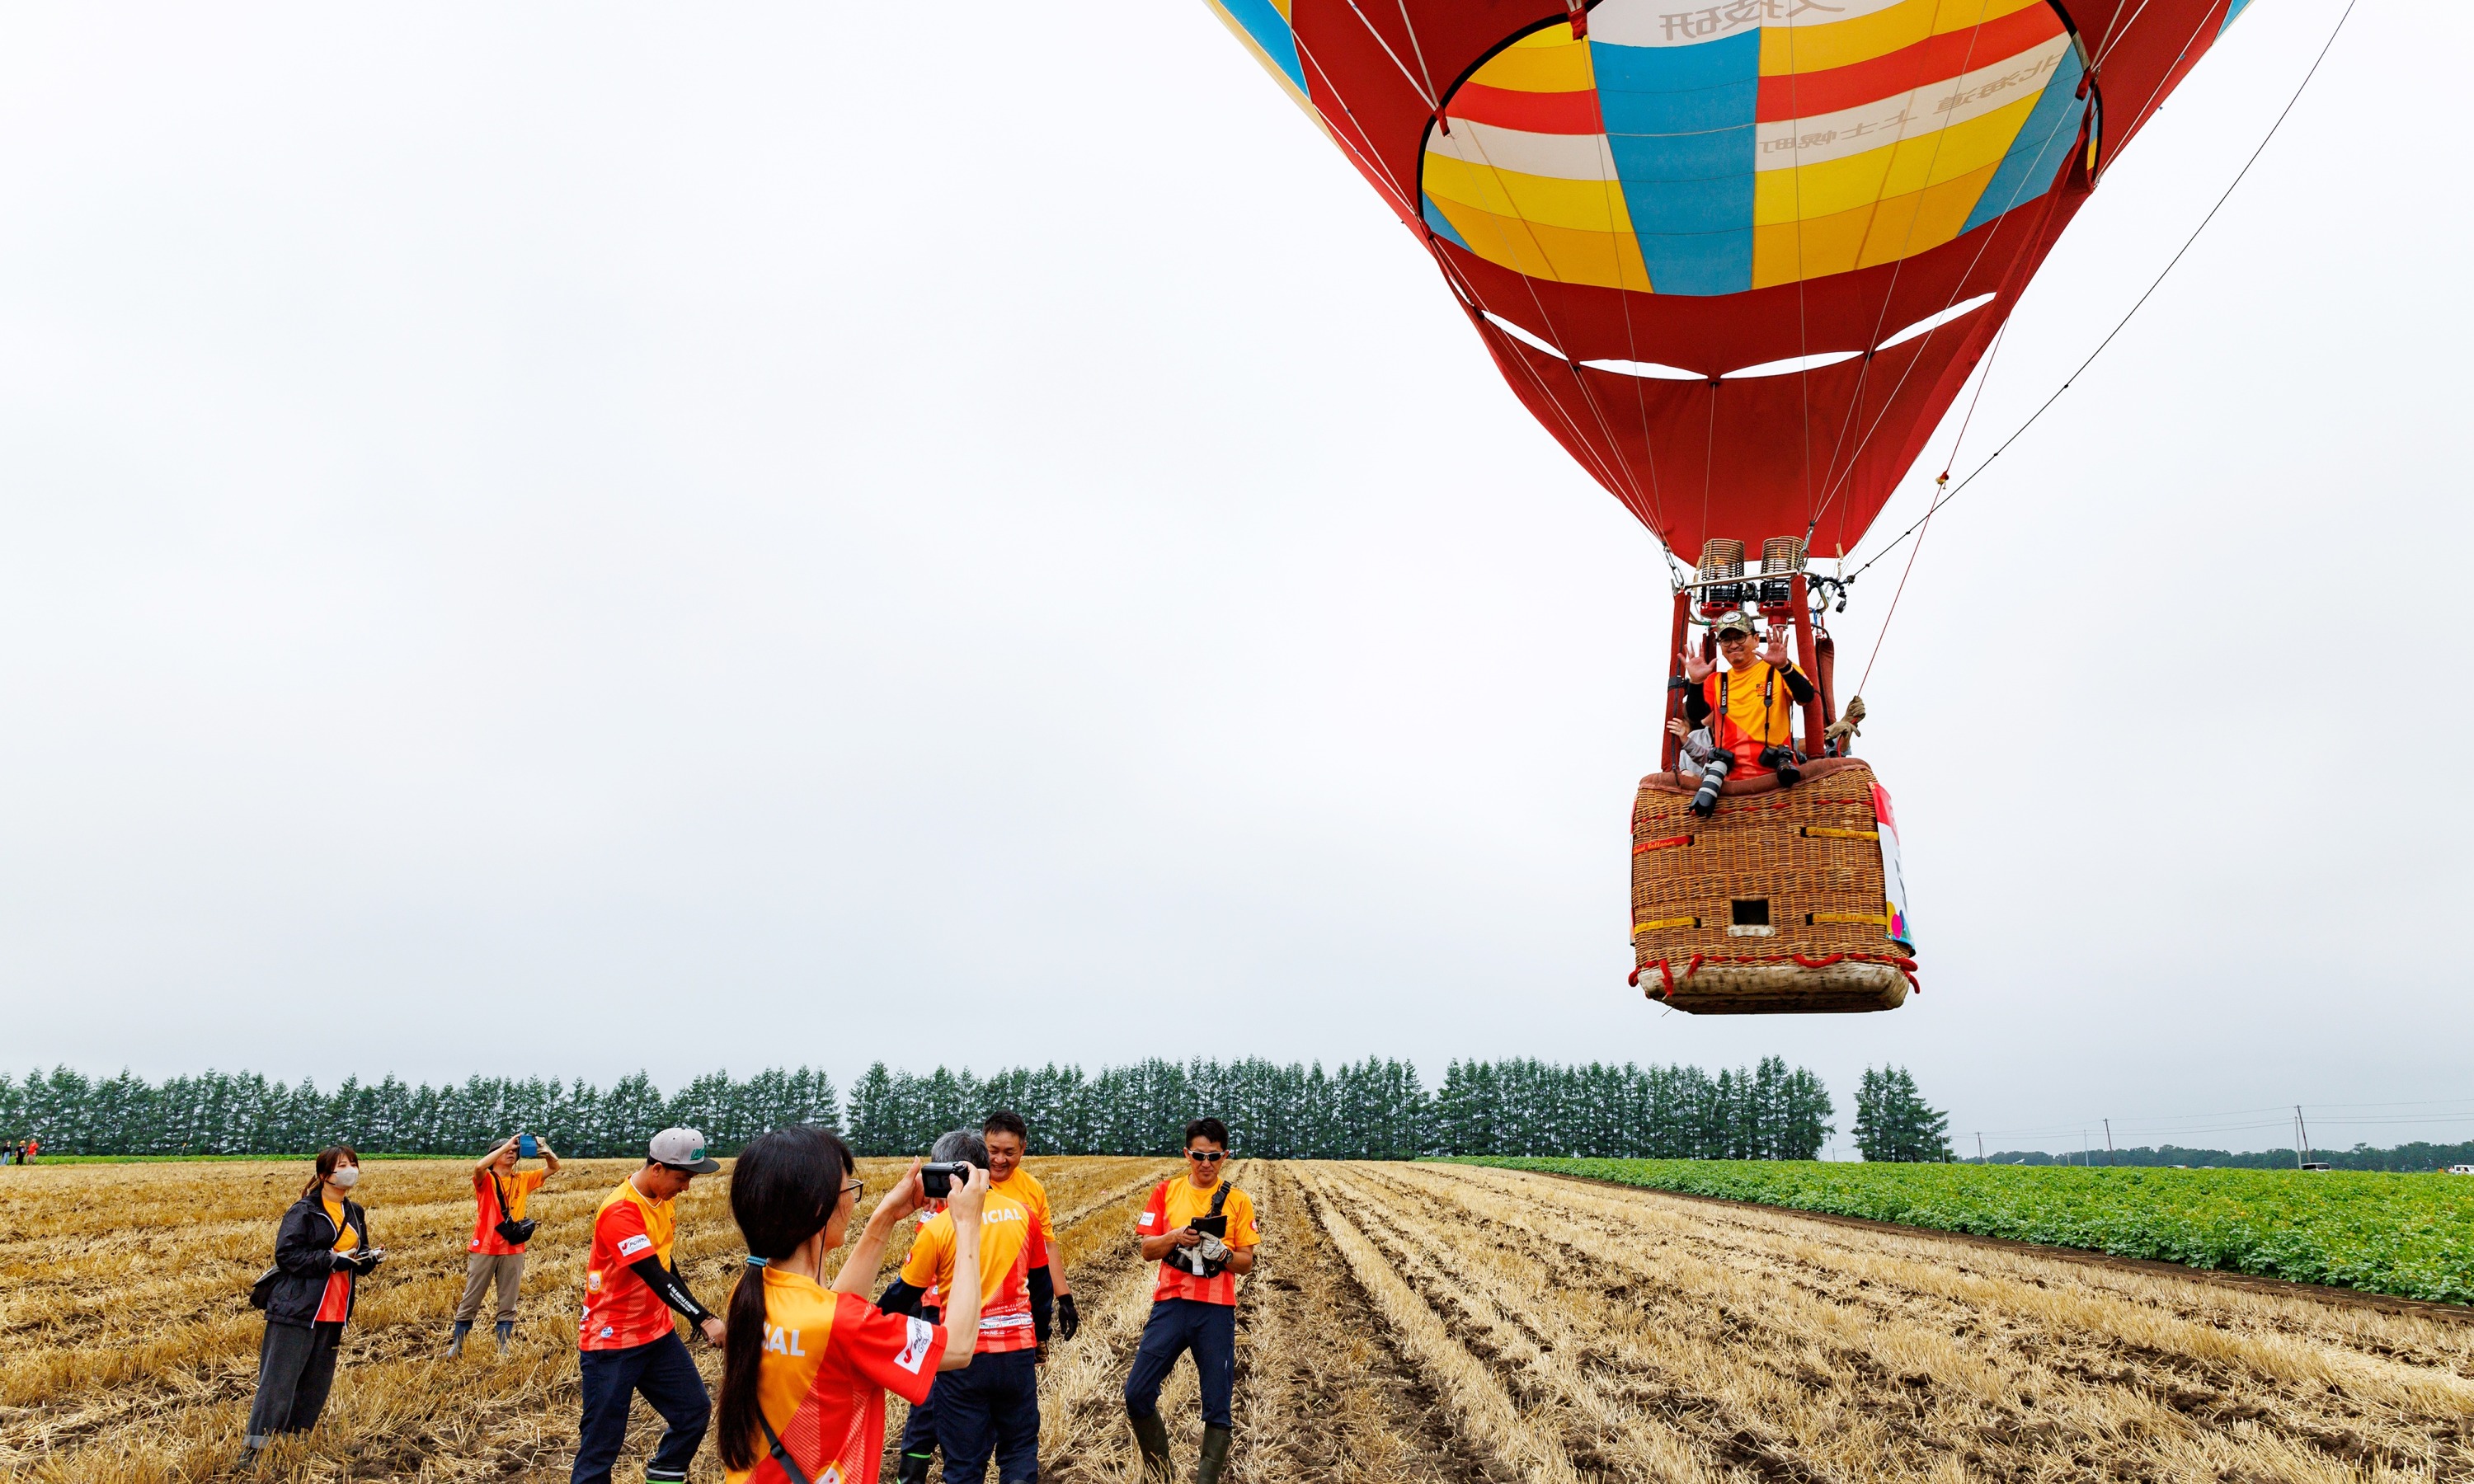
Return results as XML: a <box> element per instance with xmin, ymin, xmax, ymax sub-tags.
<box><xmin>1188</xmin><ymin>1151</ymin><xmax>1225</xmax><ymax>1162</ymax></box>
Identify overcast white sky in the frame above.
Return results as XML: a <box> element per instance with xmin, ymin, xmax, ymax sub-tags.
<box><xmin>2</xmin><ymin>2</ymin><xmax>2464</xmax><ymax>1157</ymax></box>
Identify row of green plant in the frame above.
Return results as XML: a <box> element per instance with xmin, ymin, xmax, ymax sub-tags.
<box><xmin>1451</xmin><ymin>1158</ymin><xmax>2474</xmax><ymax>1304</ymax></box>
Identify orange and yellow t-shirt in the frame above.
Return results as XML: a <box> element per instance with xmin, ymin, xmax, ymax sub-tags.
<box><xmin>1701</xmin><ymin>661</ymin><xmax>1802</xmax><ymax>773</ymax></box>
<box><xmin>990</xmin><ymin>1167</ymin><xmax>1056</xmax><ymax>1253</ymax></box>
<box><xmin>901</xmin><ymin>1190</ymin><xmax>1045</xmax><ymax>1354</ymax></box>
<box><xmin>722</xmin><ymin>1267</ymin><xmax>943</xmax><ymax>1484</ymax></box>
<box><xmin>314</xmin><ymin>1195</ymin><xmax>360</xmax><ymax>1323</ymax></box>
<box><xmin>581</xmin><ymin>1176</ymin><xmax>679</xmax><ymax>1351</ymax></box>
<box><xmin>471</xmin><ymin>1167</ymin><xmax>548</xmax><ymax>1255</ymax></box>
<box><xmin>1136</xmin><ymin>1177</ymin><xmax>1258</xmax><ymax>1306</ymax></box>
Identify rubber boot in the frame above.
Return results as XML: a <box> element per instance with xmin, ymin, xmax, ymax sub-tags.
<box><xmin>896</xmin><ymin>1452</ymin><xmax>933</xmax><ymax>1484</ymax></box>
<box><xmin>493</xmin><ymin>1320</ymin><xmax>513</xmax><ymax>1355</ymax></box>
<box><xmin>1128</xmin><ymin>1410</ymin><xmax>1174</xmax><ymax>1482</ymax></box>
<box><xmin>445</xmin><ymin>1321</ymin><xmax>471</xmax><ymax>1358</ymax></box>
<box><xmin>1196</xmin><ymin>1425</ymin><xmax>1233</xmax><ymax>1484</ymax></box>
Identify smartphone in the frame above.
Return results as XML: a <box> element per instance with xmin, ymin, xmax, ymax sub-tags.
<box><xmin>517</xmin><ymin>1134</ymin><xmax>539</xmax><ymax>1158</ymax></box>
<box><xmin>920</xmin><ymin>1161</ymin><xmax>972</xmax><ymax>1200</ymax></box>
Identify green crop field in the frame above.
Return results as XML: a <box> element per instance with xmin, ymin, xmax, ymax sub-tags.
<box><xmin>1445</xmin><ymin>1157</ymin><xmax>2474</xmax><ymax>1303</ymax></box>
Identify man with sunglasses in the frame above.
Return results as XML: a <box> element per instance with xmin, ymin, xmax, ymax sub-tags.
<box><xmin>1125</xmin><ymin>1118</ymin><xmax>1257</xmax><ymax>1484</ymax></box>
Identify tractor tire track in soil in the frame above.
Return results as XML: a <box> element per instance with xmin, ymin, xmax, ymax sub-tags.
<box><xmin>14</xmin><ymin>1157</ymin><xmax>2474</xmax><ymax>1482</ymax></box>
<box><xmin>1355</xmin><ymin>1161</ymin><xmax>2474</xmax><ymax>1482</ymax></box>
<box><xmin>1228</xmin><ymin>1164</ymin><xmax>1490</xmax><ymax>1484</ymax></box>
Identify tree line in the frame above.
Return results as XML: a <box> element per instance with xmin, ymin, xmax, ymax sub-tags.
<box><xmin>0</xmin><ymin>1056</ymin><xmax>1891</xmax><ymax>1161</ymax></box>
<box><xmin>1973</xmin><ymin>1142</ymin><xmax>2474</xmax><ymax>1172</ymax></box>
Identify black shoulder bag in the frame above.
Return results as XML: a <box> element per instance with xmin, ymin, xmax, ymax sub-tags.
<box><xmin>492</xmin><ymin>1173</ymin><xmax>539</xmax><ymax>1247</ymax></box>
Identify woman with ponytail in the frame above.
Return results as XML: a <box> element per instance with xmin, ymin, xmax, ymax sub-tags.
<box><xmin>718</xmin><ymin>1126</ymin><xmax>989</xmax><ymax>1484</ymax></box>
<box><xmin>241</xmin><ymin>1146</ymin><xmax>385</xmax><ymax>1466</ymax></box>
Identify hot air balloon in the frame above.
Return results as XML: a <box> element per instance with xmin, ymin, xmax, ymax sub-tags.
<box><xmin>1205</xmin><ymin>0</ymin><xmax>2256</xmax><ymax>1012</ymax></box>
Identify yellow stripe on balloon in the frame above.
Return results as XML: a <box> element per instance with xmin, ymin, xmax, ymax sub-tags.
<box><xmin>1428</xmin><ymin>195</ymin><xmax>1653</xmax><ymax>292</ymax></box>
<box><xmin>1752</xmin><ymin>94</ymin><xmax>2037</xmax><ymax>222</ymax></box>
<box><xmin>1424</xmin><ymin>153</ymin><xmax>1636</xmax><ymax>234</ymax></box>
<box><xmin>1758</xmin><ymin>0</ymin><xmax>2045</xmax><ymax>75</ymax></box>
<box><xmin>1475</xmin><ymin>26</ymin><xmax>1595</xmax><ymax>93</ymax></box>
<box><xmin>1752</xmin><ymin>158</ymin><xmax>2001</xmax><ymax>285</ymax></box>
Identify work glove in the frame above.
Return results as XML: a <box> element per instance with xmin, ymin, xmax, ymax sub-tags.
<box><xmin>1197</xmin><ymin>1234</ymin><xmax>1230</xmax><ymax>1266</ymax></box>
<box><xmin>1056</xmin><ymin>1294</ymin><xmax>1079</xmax><ymax>1342</ymax></box>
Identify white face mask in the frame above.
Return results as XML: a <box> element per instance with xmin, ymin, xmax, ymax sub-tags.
<box><xmin>329</xmin><ymin>1166</ymin><xmax>360</xmax><ymax>1190</ymax></box>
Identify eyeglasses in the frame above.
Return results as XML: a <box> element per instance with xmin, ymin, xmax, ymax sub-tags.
<box><xmin>1187</xmin><ymin>1151</ymin><xmax>1225</xmax><ymax>1162</ymax></box>
<box><xmin>843</xmin><ymin>1180</ymin><xmax>865</xmax><ymax>1200</ymax></box>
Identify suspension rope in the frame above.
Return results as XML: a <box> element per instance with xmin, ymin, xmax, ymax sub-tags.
<box><xmin>1852</xmin><ymin>319</ymin><xmax>2009</xmax><ymax>697</ymax></box>
<box><xmin>1844</xmin><ymin>0</ymin><xmax>2357</xmax><ymax>587</ymax></box>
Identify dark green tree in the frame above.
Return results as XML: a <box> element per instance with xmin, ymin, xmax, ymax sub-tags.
<box><xmin>1852</xmin><ymin>1065</ymin><xmax>1954</xmax><ymax>1162</ymax></box>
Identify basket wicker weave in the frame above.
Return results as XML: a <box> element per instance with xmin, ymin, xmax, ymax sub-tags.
<box><xmin>1631</xmin><ymin>759</ymin><xmax>1912</xmax><ymax>1014</ymax></box>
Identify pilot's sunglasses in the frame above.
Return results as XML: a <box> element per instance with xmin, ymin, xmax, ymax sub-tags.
<box><xmin>1188</xmin><ymin>1151</ymin><xmax>1225</xmax><ymax>1162</ymax></box>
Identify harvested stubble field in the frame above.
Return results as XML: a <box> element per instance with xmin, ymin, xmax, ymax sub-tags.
<box><xmin>6</xmin><ymin>1158</ymin><xmax>2474</xmax><ymax>1482</ymax></box>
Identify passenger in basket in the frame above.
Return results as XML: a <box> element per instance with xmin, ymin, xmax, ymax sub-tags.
<box><xmin>1681</xmin><ymin>610</ymin><xmax>1816</xmax><ymax>815</ymax></box>
<box><xmin>1667</xmin><ymin>716</ymin><xmax>1722</xmax><ymax>781</ymax></box>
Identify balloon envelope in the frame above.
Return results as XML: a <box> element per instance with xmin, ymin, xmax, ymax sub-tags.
<box><xmin>1207</xmin><ymin>0</ymin><xmax>2254</xmax><ymax>559</ymax></box>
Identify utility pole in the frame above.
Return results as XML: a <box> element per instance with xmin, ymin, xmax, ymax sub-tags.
<box><xmin>2104</xmin><ymin>1119</ymin><xmax>2114</xmax><ymax>1167</ymax></box>
<box><xmin>2081</xmin><ymin>1129</ymin><xmax>2089</xmax><ymax>1167</ymax></box>
<box><xmin>1977</xmin><ymin>1131</ymin><xmax>1985</xmax><ymax>1163</ymax></box>
<box><xmin>2294</xmin><ymin>1105</ymin><xmax>2314</xmax><ymax>1168</ymax></box>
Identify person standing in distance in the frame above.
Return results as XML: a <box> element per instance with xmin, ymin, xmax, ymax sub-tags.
<box><xmin>242</xmin><ymin>1147</ymin><xmax>385</xmax><ymax>1466</ymax></box>
<box><xmin>450</xmin><ymin>1133</ymin><xmax>562</xmax><ymax>1357</ymax></box>
<box><xmin>573</xmin><ymin>1128</ymin><xmax>728</xmax><ymax>1484</ymax></box>
<box><xmin>714</xmin><ymin>1128</ymin><xmax>990</xmax><ymax>1484</ymax></box>
<box><xmin>1124</xmin><ymin>1119</ymin><xmax>1257</xmax><ymax>1484</ymax></box>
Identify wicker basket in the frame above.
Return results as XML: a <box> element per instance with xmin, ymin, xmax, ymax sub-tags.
<box><xmin>1630</xmin><ymin>759</ymin><xmax>1913</xmax><ymax>1014</ymax></box>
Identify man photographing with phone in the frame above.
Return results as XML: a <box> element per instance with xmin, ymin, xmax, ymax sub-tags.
<box><xmin>1125</xmin><ymin>1118</ymin><xmax>1257</xmax><ymax>1484</ymax></box>
<box><xmin>449</xmin><ymin>1132</ymin><xmax>561</xmax><ymax>1357</ymax></box>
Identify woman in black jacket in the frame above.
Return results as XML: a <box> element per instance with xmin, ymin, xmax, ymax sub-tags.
<box><xmin>242</xmin><ymin>1146</ymin><xmax>385</xmax><ymax>1463</ymax></box>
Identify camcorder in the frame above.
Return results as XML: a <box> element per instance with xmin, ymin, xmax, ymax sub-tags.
<box><xmin>920</xmin><ymin>1161</ymin><xmax>975</xmax><ymax>1200</ymax></box>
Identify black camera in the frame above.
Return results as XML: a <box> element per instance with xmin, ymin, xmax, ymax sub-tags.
<box><xmin>1690</xmin><ymin>751</ymin><xmax>1733</xmax><ymax>817</ymax></box>
<box><xmin>1758</xmin><ymin>744</ymin><xmax>1803</xmax><ymax>787</ymax></box>
<box><xmin>920</xmin><ymin>1161</ymin><xmax>974</xmax><ymax>1200</ymax></box>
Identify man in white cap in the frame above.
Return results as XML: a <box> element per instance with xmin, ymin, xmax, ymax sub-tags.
<box><xmin>572</xmin><ymin>1127</ymin><xmax>727</xmax><ymax>1484</ymax></box>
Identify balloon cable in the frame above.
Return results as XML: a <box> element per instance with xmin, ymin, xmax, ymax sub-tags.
<box><xmin>1844</xmin><ymin>0</ymin><xmax>2359</xmax><ymax>589</ymax></box>
<box><xmin>1854</xmin><ymin>319</ymin><xmax>2009</xmax><ymax>698</ymax></box>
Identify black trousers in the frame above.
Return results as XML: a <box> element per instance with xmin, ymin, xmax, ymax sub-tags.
<box><xmin>1124</xmin><ymin>1299</ymin><xmax>1235</xmax><ymax>1429</ymax></box>
<box><xmin>571</xmin><ymin>1331</ymin><xmax>710</xmax><ymax>1484</ymax></box>
<box><xmin>934</xmin><ymin>1348</ymin><xmax>1040</xmax><ymax>1484</ymax></box>
<box><xmin>245</xmin><ymin>1320</ymin><xmax>344</xmax><ymax>1445</ymax></box>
